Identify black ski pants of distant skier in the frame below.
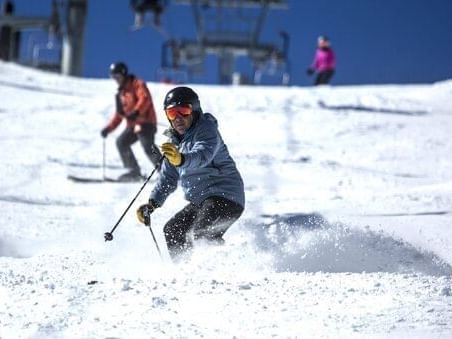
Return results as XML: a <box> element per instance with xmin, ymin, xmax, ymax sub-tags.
<box><xmin>163</xmin><ymin>196</ymin><xmax>244</xmax><ymax>260</ymax></box>
<box><xmin>116</xmin><ymin>123</ymin><xmax>161</xmax><ymax>172</ymax></box>
<box><xmin>315</xmin><ymin>69</ymin><xmax>335</xmax><ymax>85</ymax></box>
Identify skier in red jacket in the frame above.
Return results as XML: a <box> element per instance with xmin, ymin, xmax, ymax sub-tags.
<box><xmin>101</xmin><ymin>62</ymin><xmax>162</xmax><ymax>181</ymax></box>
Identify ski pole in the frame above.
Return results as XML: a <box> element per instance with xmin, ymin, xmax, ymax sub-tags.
<box><xmin>144</xmin><ymin>210</ymin><xmax>162</xmax><ymax>258</ymax></box>
<box><xmin>102</xmin><ymin>138</ymin><xmax>106</xmax><ymax>179</ymax></box>
<box><xmin>104</xmin><ymin>155</ymin><xmax>164</xmax><ymax>242</ymax></box>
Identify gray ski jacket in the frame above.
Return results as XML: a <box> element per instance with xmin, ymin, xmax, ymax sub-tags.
<box><xmin>149</xmin><ymin>112</ymin><xmax>245</xmax><ymax>208</ymax></box>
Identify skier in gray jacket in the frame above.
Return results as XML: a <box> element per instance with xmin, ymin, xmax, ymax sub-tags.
<box><xmin>136</xmin><ymin>86</ymin><xmax>245</xmax><ymax>260</ymax></box>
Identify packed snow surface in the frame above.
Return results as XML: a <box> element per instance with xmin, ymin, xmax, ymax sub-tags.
<box><xmin>1</xmin><ymin>62</ymin><xmax>452</xmax><ymax>338</ymax></box>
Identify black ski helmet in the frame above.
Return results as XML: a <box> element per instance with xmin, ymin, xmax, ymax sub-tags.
<box><xmin>163</xmin><ymin>86</ymin><xmax>201</xmax><ymax>113</ymax></box>
<box><xmin>109</xmin><ymin>62</ymin><xmax>128</xmax><ymax>76</ymax></box>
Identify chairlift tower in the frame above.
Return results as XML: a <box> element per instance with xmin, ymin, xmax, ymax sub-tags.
<box><xmin>61</xmin><ymin>0</ymin><xmax>87</xmax><ymax>76</ymax></box>
<box><xmin>0</xmin><ymin>0</ymin><xmax>58</xmax><ymax>65</ymax></box>
<box><xmin>0</xmin><ymin>0</ymin><xmax>87</xmax><ymax>76</ymax></box>
<box><xmin>169</xmin><ymin>0</ymin><xmax>289</xmax><ymax>84</ymax></box>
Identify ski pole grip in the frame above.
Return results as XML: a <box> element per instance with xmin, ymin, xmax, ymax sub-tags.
<box><xmin>143</xmin><ymin>206</ymin><xmax>151</xmax><ymax>226</ymax></box>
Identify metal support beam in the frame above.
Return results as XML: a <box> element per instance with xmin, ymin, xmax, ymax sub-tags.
<box><xmin>218</xmin><ymin>50</ymin><xmax>234</xmax><ymax>84</ymax></box>
<box><xmin>175</xmin><ymin>0</ymin><xmax>288</xmax><ymax>9</ymax></box>
<box><xmin>192</xmin><ymin>0</ymin><xmax>205</xmax><ymax>42</ymax></box>
<box><xmin>251</xmin><ymin>1</ymin><xmax>268</xmax><ymax>46</ymax></box>
<box><xmin>0</xmin><ymin>16</ymin><xmax>51</xmax><ymax>29</ymax></box>
<box><xmin>61</xmin><ymin>0</ymin><xmax>87</xmax><ymax>76</ymax></box>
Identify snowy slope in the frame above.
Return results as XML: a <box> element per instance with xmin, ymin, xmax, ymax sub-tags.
<box><xmin>1</xmin><ymin>61</ymin><xmax>452</xmax><ymax>338</ymax></box>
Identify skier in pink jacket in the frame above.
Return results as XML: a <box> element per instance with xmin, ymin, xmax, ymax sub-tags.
<box><xmin>306</xmin><ymin>35</ymin><xmax>336</xmax><ymax>85</ymax></box>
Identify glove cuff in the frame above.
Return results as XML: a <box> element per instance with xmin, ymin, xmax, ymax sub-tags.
<box><xmin>179</xmin><ymin>154</ymin><xmax>185</xmax><ymax>166</ymax></box>
<box><xmin>149</xmin><ymin>199</ymin><xmax>160</xmax><ymax>209</ymax></box>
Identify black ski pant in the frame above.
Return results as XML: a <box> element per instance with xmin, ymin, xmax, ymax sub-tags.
<box><xmin>163</xmin><ymin>196</ymin><xmax>244</xmax><ymax>260</ymax></box>
<box><xmin>315</xmin><ymin>70</ymin><xmax>335</xmax><ymax>85</ymax></box>
<box><xmin>116</xmin><ymin>123</ymin><xmax>162</xmax><ymax>171</ymax></box>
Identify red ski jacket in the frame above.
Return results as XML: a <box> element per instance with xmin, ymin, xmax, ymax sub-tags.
<box><xmin>106</xmin><ymin>75</ymin><xmax>157</xmax><ymax>131</ymax></box>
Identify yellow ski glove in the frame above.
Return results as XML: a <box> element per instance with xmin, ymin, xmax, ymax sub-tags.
<box><xmin>136</xmin><ymin>202</ymin><xmax>156</xmax><ymax>225</ymax></box>
<box><xmin>161</xmin><ymin>142</ymin><xmax>183</xmax><ymax>166</ymax></box>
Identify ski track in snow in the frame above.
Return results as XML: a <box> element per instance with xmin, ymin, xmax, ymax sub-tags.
<box><xmin>1</xmin><ymin>63</ymin><xmax>452</xmax><ymax>337</ymax></box>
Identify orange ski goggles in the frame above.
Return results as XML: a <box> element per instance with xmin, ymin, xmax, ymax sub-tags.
<box><xmin>165</xmin><ymin>104</ymin><xmax>193</xmax><ymax>121</ymax></box>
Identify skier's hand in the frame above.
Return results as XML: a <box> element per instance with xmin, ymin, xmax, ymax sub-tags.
<box><xmin>161</xmin><ymin>142</ymin><xmax>183</xmax><ymax>167</ymax></box>
<box><xmin>306</xmin><ymin>68</ymin><xmax>315</xmax><ymax>76</ymax></box>
<box><xmin>100</xmin><ymin>127</ymin><xmax>109</xmax><ymax>138</ymax></box>
<box><xmin>136</xmin><ymin>200</ymin><xmax>157</xmax><ymax>225</ymax></box>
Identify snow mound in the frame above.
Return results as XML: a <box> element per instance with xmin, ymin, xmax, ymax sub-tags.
<box><xmin>249</xmin><ymin>213</ymin><xmax>452</xmax><ymax>276</ymax></box>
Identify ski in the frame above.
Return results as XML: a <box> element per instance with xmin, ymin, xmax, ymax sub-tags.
<box><xmin>67</xmin><ymin>174</ymin><xmax>146</xmax><ymax>183</ymax></box>
<box><xmin>48</xmin><ymin>157</ymin><xmax>122</xmax><ymax>170</ymax></box>
<box><xmin>67</xmin><ymin>175</ymin><xmax>120</xmax><ymax>183</ymax></box>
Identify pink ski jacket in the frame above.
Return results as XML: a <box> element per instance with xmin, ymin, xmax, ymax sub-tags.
<box><xmin>312</xmin><ymin>47</ymin><xmax>336</xmax><ymax>72</ymax></box>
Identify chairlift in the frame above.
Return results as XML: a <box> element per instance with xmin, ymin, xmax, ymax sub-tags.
<box><xmin>253</xmin><ymin>31</ymin><xmax>290</xmax><ymax>86</ymax></box>
<box><xmin>129</xmin><ymin>0</ymin><xmax>170</xmax><ymax>38</ymax></box>
<box><xmin>171</xmin><ymin>0</ymin><xmax>289</xmax><ymax>84</ymax></box>
<box><xmin>31</xmin><ymin>37</ymin><xmax>62</xmax><ymax>72</ymax></box>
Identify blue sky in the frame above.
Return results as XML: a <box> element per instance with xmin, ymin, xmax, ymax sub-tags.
<box><xmin>9</xmin><ymin>0</ymin><xmax>452</xmax><ymax>86</ymax></box>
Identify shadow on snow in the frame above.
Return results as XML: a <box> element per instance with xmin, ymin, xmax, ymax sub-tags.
<box><xmin>318</xmin><ymin>100</ymin><xmax>427</xmax><ymax>116</ymax></box>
